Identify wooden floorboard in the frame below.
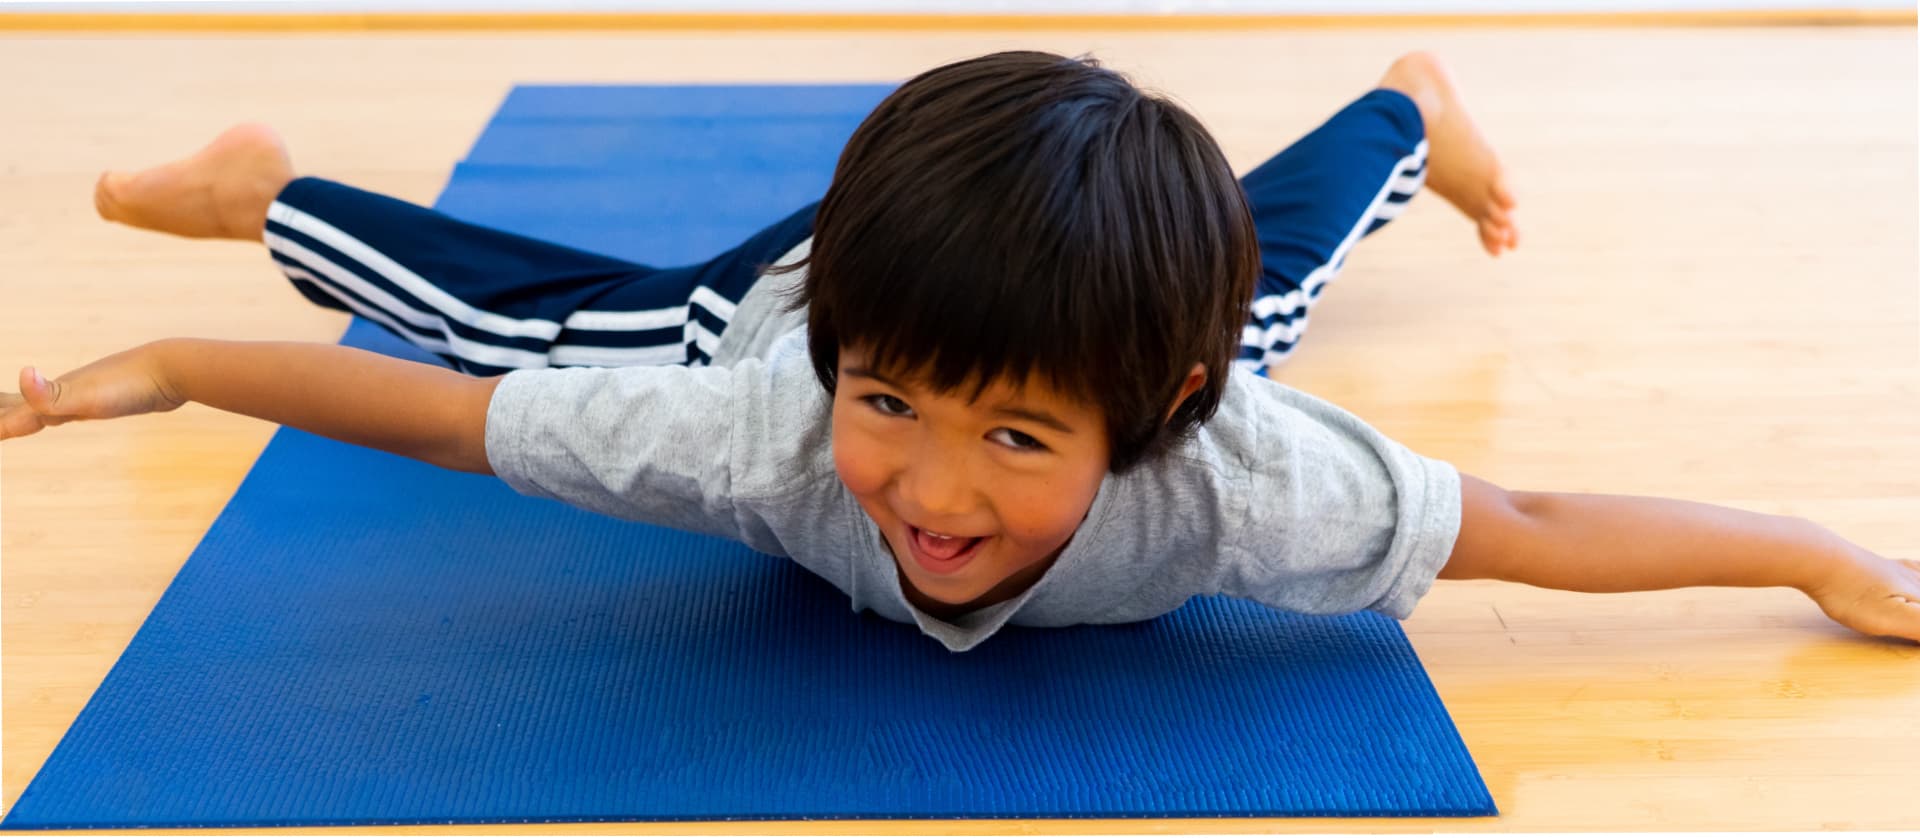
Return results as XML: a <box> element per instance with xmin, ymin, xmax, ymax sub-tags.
<box><xmin>1</xmin><ymin>27</ymin><xmax>1915</xmax><ymax>832</ymax></box>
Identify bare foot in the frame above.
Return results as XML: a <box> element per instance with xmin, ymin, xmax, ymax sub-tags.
<box><xmin>1378</xmin><ymin>52</ymin><xmax>1519</xmax><ymax>257</ymax></box>
<box><xmin>94</xmin><ymin>123</ymin><xmax>294</xmax><ymax>242</ymax></box>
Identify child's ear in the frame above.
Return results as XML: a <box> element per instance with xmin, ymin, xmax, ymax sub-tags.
<box><xmin>1163</xmin><ymin>363</ymin><xmax>1208</xmax><ymax>424</ymax></box>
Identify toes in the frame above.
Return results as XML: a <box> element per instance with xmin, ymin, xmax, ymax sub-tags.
<box><xmin>94</xmin><ymin>172</ymin><xmax>123</xmax><ymax>221</ymax></box>
<box><xmin>1492</xmin><ymin>178</ymin><xmax>1517</xmax><ymax>210</ymax></box>
<box><xmin>1484</xmin><ymin>201</ymin><xmax>1513</xmax><ymax>228</ymax></box>
<box><xmin>1478</xmin><ymin>221</ymin><xmax>1504</xmax><ymax>257</ymax></box>
<box><xmin>1477</xmin><ymin>217</ymin><xmax>1520</xmax><ymax>257</ymax></box>
<box><xmin>1478</xmin><ymin>199</ymin><xmax>1520</xmax><ymax>255</ymax></box>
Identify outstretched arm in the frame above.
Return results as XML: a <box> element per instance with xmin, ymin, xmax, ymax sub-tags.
<box><xmin>1443</xmin><ymin>473</ymin><xmax>1920</xmax><ymax>643</ymax></box>
<box><xmin>1</xmin><ymin>338</ymin><xmax>500</xmax><ymax>475</ymax></box>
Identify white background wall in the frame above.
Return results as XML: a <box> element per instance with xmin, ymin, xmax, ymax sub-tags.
<box><xmin>0</xmin><ymin>0</ymin><xmax>1911</xmax><ymax>12</ymax></box>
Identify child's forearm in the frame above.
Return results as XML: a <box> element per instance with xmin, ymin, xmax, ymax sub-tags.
<box><xmin>1448</xmin><ymin>481</ymin><xmax>1853</xmax><ymax>594</ymax></box>
<box><xmin>151</xmin><ymin>338</ymin><xmax>500</xmax><ymax>474</ymax></box>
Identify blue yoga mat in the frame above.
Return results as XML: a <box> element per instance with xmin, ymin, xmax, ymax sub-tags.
<box><xmin>3</xmin><ymin>85</ymin><xmax>1495</xmax><ymax>828</ymax></box>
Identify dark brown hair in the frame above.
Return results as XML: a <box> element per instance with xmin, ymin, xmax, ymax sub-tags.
<box><xmin>786</xmin><ymin>50</ymin><xmax>1259</xmax><ymax>472</ymax></box>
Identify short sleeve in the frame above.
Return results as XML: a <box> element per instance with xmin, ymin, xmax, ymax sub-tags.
<box><xmin>1223</xmin><ymin>377</ymin><xmax>1462</xmax><ymax>618</ymax></box>
<box><xmin>484</xmin><ymin>363</ymin><xmax>745</xmax><ymax>541</ymax></box>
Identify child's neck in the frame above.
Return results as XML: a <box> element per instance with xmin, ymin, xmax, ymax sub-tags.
<box><xmin>898</xmin><ymin>548</ymin><xmax>1064</xmax><ymax>623</ymax></box>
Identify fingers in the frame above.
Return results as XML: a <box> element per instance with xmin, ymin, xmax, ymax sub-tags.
<box><xmin>1845</xmin><ymin>595</ymin><xmax>1920</xmax><ymax>645</ymax></box>
<box><xmin>17</xmin><ymin>365</ymin><xmax>82</xmax><ymax>421</ymax></box>
<box><xmin>1885</xmin><ymin>560</ymin><xmax>1920</xmax><ymax>600</ymax></box>
<box><xmin>1876</xmin><ymin>598</ymin><xmax>1920</xmax><ymax>645</ymax></box>
<box><xmin>19</xmin><ymin>366</ymin><xmax>59</xmax><ymax>414</ymax></box>
<box><xmin>0</xmin><ymin>395</ymin><xmax>48</xmax><ymax>441</ymax></box>
<box><xmin>2</xmin><ymin>366</ymin><xmax>67</xmax><ymax>442</ymax></box>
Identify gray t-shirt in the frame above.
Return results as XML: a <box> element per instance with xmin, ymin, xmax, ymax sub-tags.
<box><xmin>484</xmin><ymin>245</ymin><xmax>1462</xmax><ymax>652</ymax></box>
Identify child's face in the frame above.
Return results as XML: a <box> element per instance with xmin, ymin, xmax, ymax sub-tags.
<box><xmin>831</xmin><ymin>347</ymin><xmax>1111</xmax><ymax>613</ymax></box>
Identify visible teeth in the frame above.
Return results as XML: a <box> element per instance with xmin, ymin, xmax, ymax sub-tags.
<box><xmin>922</xmin><ymin>529</ymin><xmax>959</xmax><ymax>541</ymax></box>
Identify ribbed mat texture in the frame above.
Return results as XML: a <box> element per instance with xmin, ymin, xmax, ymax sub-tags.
<box><xmin>2</xmin><ymin>85</ymin><xmax>1494</xmax><ymax>828</ymax></box>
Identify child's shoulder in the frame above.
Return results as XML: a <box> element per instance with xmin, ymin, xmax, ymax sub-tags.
<box><xmin>1166</xmin><ymin>366</ymin><xmax>1449</xmax><ymax>494</ymax></box>
<box><xmin>1208</xmin><ymin>366</ymin><xmax>1402</xmax><ymax>450</ymax></box>
<box><xmin>718</xmin><ymin>329</ymin><xmax>839</xmax><ymax>497</ymax></box>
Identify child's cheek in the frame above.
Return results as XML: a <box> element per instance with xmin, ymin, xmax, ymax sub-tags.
<box><xmin>997</xmin><ymin>478</ymin><xmax>1096</xmax><ymax>546</ymax></box>
<box><xmin>829</xmin><ymin>415</ymin><xmax>890</xmax><ymax>499</ymax></box>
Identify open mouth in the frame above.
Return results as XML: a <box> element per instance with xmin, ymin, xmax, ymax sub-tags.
<box><xmin>905</xmin><ymin>525</ymin><xmax>987</xmax><ymax>575</ymax></box>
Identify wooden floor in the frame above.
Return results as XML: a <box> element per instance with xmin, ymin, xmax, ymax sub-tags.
<box><xmin>1</xmin><ymin>26</ymin><xmax>1915</xmax><ymax>834</ymax></box>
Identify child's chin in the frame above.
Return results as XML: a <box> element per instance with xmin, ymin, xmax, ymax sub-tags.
<box><xmin>899</xmin><ymin>561</ymin><xmax>991</xmax><ymax>599</ymax></box>
<box><xmin>905</xmin><ymin>568</ymin><xmax>978</xmax><ymax>599</ymax></box>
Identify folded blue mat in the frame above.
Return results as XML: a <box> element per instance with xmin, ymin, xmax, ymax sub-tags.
<box><xmin>2</xmin><ymin>84</ymin><xmax>1494</xmax><ymax>828</ymax></box>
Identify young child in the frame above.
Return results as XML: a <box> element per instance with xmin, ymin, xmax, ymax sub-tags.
<box><xmin>4</xmin><ymin>51</ymin><xmax>1915</xmax><ymax>652</ymax></box>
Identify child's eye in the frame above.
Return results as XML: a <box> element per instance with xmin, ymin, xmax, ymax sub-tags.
<box><xmin>988</xmin><ymin>428</ymin><xmax>1049</xmax><ymax>452</ymax></box>
<box><xmin>861</xmin><ymin>394</ymin><xmax>914</xmax><ymax>417</ymax></box>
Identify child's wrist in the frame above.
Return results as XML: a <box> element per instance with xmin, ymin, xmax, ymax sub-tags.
<box><xmin>1784</xmin><ymin>519</ymin><xmax>1874</xmax><ymax>595</ymax></box>
<box><xmin>141</xmin><ymin>338</ymin><xmax>193</xmax><ymax>407</ymax></box>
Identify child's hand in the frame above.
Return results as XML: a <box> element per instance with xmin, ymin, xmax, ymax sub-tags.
<box><xmin>0</xmin><ymin>347</ymin><xmax>185</xmax><ymax>441</ymax></box>
<box><xmin>1804</xmin><ymin>550</ymin><xmax>1920</xmax><ymax>644</ymax></box>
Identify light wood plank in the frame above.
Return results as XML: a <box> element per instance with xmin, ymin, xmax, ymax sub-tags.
<box><xmin>0</xmin><ymin>10</ymin><xmax>1916</xmax><ymax>33</ymax></box>
<box><xmin>1</xmin><ymin>27</ymin><xmax>1915</xmax><ymax>832</ymax></box>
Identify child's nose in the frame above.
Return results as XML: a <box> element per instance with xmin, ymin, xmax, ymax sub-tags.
<box><xmin>896</xmin><ymin>457</ymin><xmax>977</xmax><ymax>521</ymax></box>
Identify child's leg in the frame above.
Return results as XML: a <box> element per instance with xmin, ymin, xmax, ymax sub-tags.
<box><xmin>95</xmin><ymin>124</ymin><xmax>815</xmax><ymax>375</ymax></box>
<box><xmin>1382</xmin><ymin>52</ymin><xmax>1518</xmax><ymax>257</ymax></box>
<box><xmin>265</xmin><ymin>178</ymin><xmax>815</xmax><ymax>374</ymax></box>
<box><xmin>1239</xmin><ymin>51</ymin><xmax>1514</xmax><ymax>374</ymax></box>
<box><xmin>1236</xmin><ymin>90</ymin><xmax>1426</xmax><ymax>373</ymax></box>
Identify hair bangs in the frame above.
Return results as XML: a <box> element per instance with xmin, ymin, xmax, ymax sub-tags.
<box><xmin>820</xmin><ymin>194</ymin><xmax>1116</xmax><ymax>409</ymax></box>
<box><xmin>781</xmin><ymin>49</ymin><xmax>1260</xmax><ymax>472</ymax></box>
